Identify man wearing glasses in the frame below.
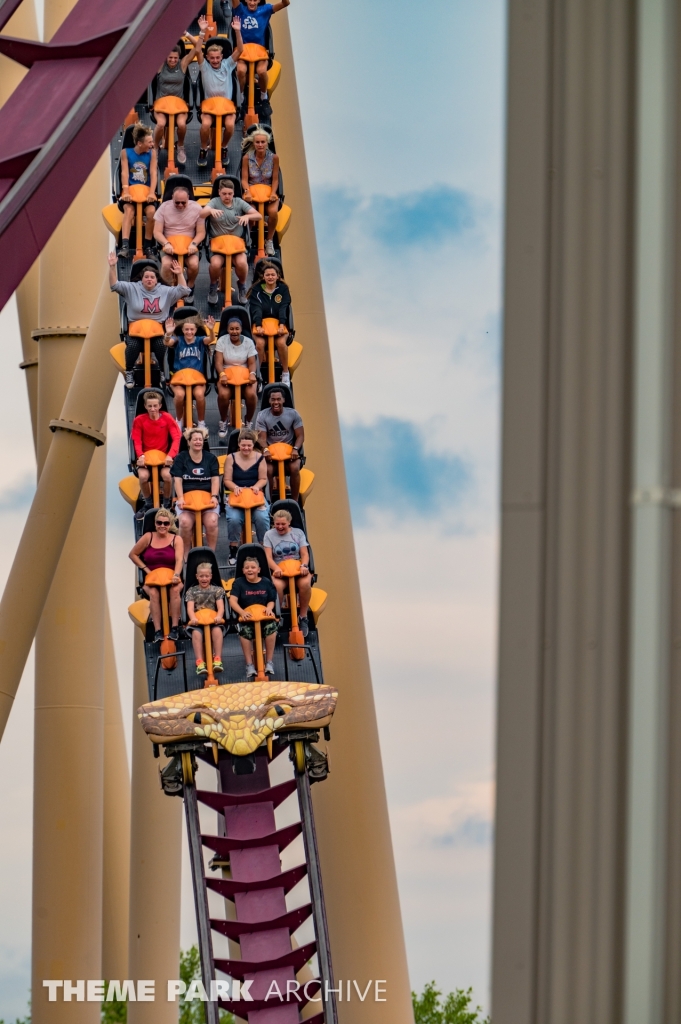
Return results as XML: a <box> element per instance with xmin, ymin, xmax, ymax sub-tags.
<box><xmin>153</xmin><ymin>186</ymin><xmax>206</xmax><ymax>299</ymax></box>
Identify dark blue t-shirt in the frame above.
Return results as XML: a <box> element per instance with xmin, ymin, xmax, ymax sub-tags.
<box><xmin>233</xmin><ymin>3</ymin><xmax>273</xmax><ymax>46</ymax></box>
<box><xmin>176</xmin><ymin>340</ymin><xmax>204</xmax><ymax>372</ymax></box>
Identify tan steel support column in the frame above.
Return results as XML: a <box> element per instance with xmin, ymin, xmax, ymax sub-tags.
<box><xmin>128</xmin><ymin>628</ymin><xmax>182</xmax><ymax>1024</ymax></box>
<box><xmin>271</xmin><ymin>16</ymin><xmax>412</xmax><ymax>1021</ymax></box>
<box><xmin>102</xmin><ymin>592</ymin><xmax>131</xmax><ymax>981</ymax></box>
<box><xmin>16</xmin><ymin>262</ymin><xmax>40</xmax><ymax>448</ymax></box>
<box><xmin>31</xmin><ymin>65</ymin><xmax>110</xmax><ymax>1010</ymax></box>
<box><xmin>0</xmin><ymin>0</ymin><xmax>40</xmax><ymax>446</ymax></box>
<box><xmin>492</xmin><ymin>1</ymin><xmax>636</xmax><ymax>1022</ymax></box>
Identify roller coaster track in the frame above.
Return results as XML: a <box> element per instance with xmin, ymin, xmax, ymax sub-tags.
<box><xmin>110</xmin><ymin>10</ymin><xmax>340</xmax><ymax>1021</ymax></box>
<box><xmin>0</xmin><ymin>0</ymin><xmax>343</xmax><ymax>1015</ymax></box>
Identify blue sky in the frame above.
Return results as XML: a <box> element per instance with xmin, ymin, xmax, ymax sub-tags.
<box><xmin>0</xmin><ymin>0</ymin><xmax>506</xmax><ymax>1016</ymax></box>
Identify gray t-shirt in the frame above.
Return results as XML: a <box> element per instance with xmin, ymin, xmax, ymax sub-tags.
<box><xmin>200</xmin><ymin>55</ymin><xmax>237</xmax><ymax>99</ymax></box>
<box><xmin>111</xmin><ymin>280</ymin><xmax>190</xmax><ymax>321</ymax></box>
<box><xmin>255</xmin><ymin>406</ymin><xmax>303</xmax><ymax>445</ymax></box>
<box><xmin>263</xmin><ymin>527</ymin><xmax>308</xmax><ymax>563</ymax></box>
<box><xmin>215</xmin><ymin>334</ymin><xmax>257</xmax><ymax>366</ymax></box>
<box><xmin>207</xmin><ymin>195</ymin><xmax>253</xmax><ymax>236</ymax></box>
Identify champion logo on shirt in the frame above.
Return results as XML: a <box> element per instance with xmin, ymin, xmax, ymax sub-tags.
<box><xmin>191</xmin><ymin>468</ymin><xmax>206</xmax><ymax>476</ymax></box>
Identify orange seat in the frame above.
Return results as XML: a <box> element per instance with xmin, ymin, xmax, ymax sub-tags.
<box><xmin>223</xmin><ymin>365</ymin><xmax>251</xmax><ymax>386</ymax></box>
<box><xmin>210</xmin><ymin>235</ymin><xmax>247</xmax><ymax>256</ymax></box>
<box><xmin>127</xmin><ymin>183</ymin><xmax>153</xmax><ymax>203</ymax></box>
<box><xmin>249</xmin><ymin>184</ymin><xmax>273</xmax><ymax>204</ymax></box>
<box><xmin>228</xmin><ymin>489</ymin><xmax>265</xmax><ymax>509</ymax></box>
<box><xmin>238</xmin><ymin>602</ymin><xmax>276</xmax><ymax>622</ymax></box>
<box><xmin>201</xmin><ymin>97</ymin><xmax>236</xmax><ymax>116</ymax></box>
<box><xmin>142</xmin><ymin>448</ymin><xmax>168</xmax><ymax>467</ymax></box>
<box><xmin>170</xmin><ymin>368</ymin><xmax>206</xmax><ymax>386</ymax></box>
<box><xmin>277</xmin><ymin>558</ymin><xmax>302</xmax><ymax>578</ymax></box>
<box><xmin>193</xmin><ymin>607</ymin><xmax>218</xmax><ymax>625</ymax></box>
<box><xmin>182</xmin><ymin>490</ymin><xmax>215</xmax><ymax>512</ymax></box>
<box><xmin>268</xmin><ymin>442</ymin><xmax>293</xmax><ymax>461</ymax></box>
<box><xmin>261</xmin><ymin>317</ymin><xmax>279</xmax><ymax>337</ymax></box>
<box><xmin>154</xmin><ymin>96</ymin><xmax>189</xmax><ymax>115</ymax></box>
<box><xmin>144</xmin><ymin>567</ymin><xmax>176</xmax><ymax>587</ymax></box>
<box><xmin>240</xmin><ymin>43</ymin><xmax>268</xmax><ymax>62</ymax></box>
<box><xmin>129</xmin><ymin>319</ymin><xmax>165</xmax><ymax>339</ymax></box>
<box><xmin>166</xmin><ymin>234</ymin><xmax>193</xmax><ymax>255</ymax></box>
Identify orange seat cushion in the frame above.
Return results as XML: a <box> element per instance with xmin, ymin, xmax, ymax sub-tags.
<box><xmin>277</xmin><ymin>558</ymin><xmax>302</xmax><ymax>578</ymax></box>
<box><xmin>154</xmin><ymin>96</ymin><xmax>189</xmax><ymax>115</ymax></box>
<box><xmin>267</xmin><ymin>442</ymin><xmax>293</xmax><ymax>461</ymax></box>
<box><xmin>170</xmin><ymin>369</ymin><xmax>206</xmax><ymax>385</ymax></box>
<box><xmin>228</xmin><ymin>489</ymin><xmax>265</xmax><ymax>509</ymax></box>
<box><xmin>182</xmin><ymin>490</ymin><xmax>215</xmax><ymax>512</ymax></box>
<box><xmin>201</xmin><ymin>97</ymin><xmax>236</xmax><ymax>116</ymax></box>
<box><xmin>193</xmin><ymin>607</ymin><xmax>218</xmax><ymax>625</ymax></box>
<box><xmin>240</xmin><ymin>43</ymin><xmax>268</xmax><ymax>62</ymax></box>
<box><xmin>127</xmin><ymin>183</ymin><xmax>153</xmax><ymax>203</ymax></box>
<box><xmin>238</xmin><ymin>602</ymin><xmax>276</xmax><ymax>622</ymax></box>
<box><xmin>248</xmin><ymin>183</ymin><xmax>273</xmax><ymax>204</ymax></box>
<box><xmin>223</xmin><ymin>365</ymin><xmax>251</xmax><ymax>386</ymax></box>
<box><xmin>142</xmin><ymin>449</ymin><xmax>168</xmax><ymax>467</ymax></box>
<box><xmin>129</xmin><ymin>319</ymin><xmax>165</xmax><ymax>338</ymax></box>
<box><xmin>144</xmin><ymin>567</ymin><xmax>176</xmax><ymax>587</ymax></box>
<box><xmin>262</xmin><ymin>317</ymin><xmax>279</xmax><ymax>336</ymax></box>
<box><xmin>166</xmin><ymin>234</ymin><xmax>192</xmax><ymax>255</ymax></box>
<box><xmin>210</xmin><ymin>235</ymin><xmax>247</xmax><ymax>255</ymax></box>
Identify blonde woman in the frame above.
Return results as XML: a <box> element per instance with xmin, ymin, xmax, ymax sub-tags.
<box><xmin>128</xmin><ymin>509</ymin><xmax>184</xmax><ymax>642</ymax></box>
<box><xmin>241</xmin><ymin>126</ymin><xmax>279</xmax><ymax>256</ymax></box>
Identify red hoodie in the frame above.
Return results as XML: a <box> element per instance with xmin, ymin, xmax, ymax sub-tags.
<box><xmin>131</xmin><ymin>411</ymin><xmax>181</xmax><ymax>459</ymax></box>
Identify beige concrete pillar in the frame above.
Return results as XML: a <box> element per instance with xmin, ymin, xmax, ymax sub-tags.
<box><xmin>271</xmin><ymin>16</ymin><xmax>413</xmax><ymax>1021</ymax></box>
<box><xmin>128</xmin><ymin>628</ymin><xmax>182</xmax><ymax>1024</ymax></box>
<box><xmin>31</xmin><ymin>110</ymin><xmax>110</xmax><ymax>1019</ymax></box>
<box><xmin>102</xmin><ymin>592</ymin><xmax>131</xmax><ymax>982</ymax></box>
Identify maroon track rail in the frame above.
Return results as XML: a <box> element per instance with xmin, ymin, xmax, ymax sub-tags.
<box><xmin>0</xmin><ymin>0</ymin><xmax>204</xmax><ymax>311</ymax></box>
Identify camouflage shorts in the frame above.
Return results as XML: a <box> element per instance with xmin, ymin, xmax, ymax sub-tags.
<box><xmin>238</xmin><ymin>619</ymin><xmax>278</xmax><ymax>641</ymax></box>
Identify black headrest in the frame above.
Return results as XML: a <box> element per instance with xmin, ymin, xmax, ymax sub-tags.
<box><xmin>218</xmin><ymin>305</ymin><xmax>252</xmax><ymax>338</ymax></box>
<box><xmin>121</xmin><ymin>125</ymin><xmax>136</xmax><ymax>149</ymax></box>
<box><xmin>235</xmin><ymin>543</ymin><xmax>271</xmax><ymax>581</ymax></box>
<box><xmin>173</xmin><ymin>319</ymin><xmax>207</xmax><ymax>338</ymax></box>
<box><xmin>173</xmin><ymin>305</ymin><xmax>200</xmax><ymax>322</ymax></box>
<box><xmin>251</xmin><ymin>258</ymin><xmax>283</xmax><ymax>284</ymax></box>
<box><xmin>203</xmin><ymin>33</ymin><xmax>233</xmax><ymax>58</ymax></box>
<box><xmin>141</xmin><ymin>506</ymin><xmax>180</xmax><ymax>538</ymax></box>
<box><xmin>211</xmin><ymin>174</ymin><xmax>242</xmax><ymax>198</ymax></box>
<box><xmin>130</xmin><ymin>258</ymin><xmax>162</xmax><ymax>283</ymax></box>
<box><xmin>135</xmin><ymin>388</ymin><xmax>169</xmax><ymax>416</ymax></box>
<box><xmin>261</xmin><ymin>381</ymin><xmax>293</xmax><ymax>409</ymax></box>
<box><xmin>185</xmin><ymin>547</ymin><xmax>222</xmax><ymax>590</ymax></box>
<box><xmin>244</xmin><ymin>123</ymin><xmax>275</xmax><ymax>152</ymax></box>
<box><xmin>270</xmin><ymin>499</ymin><xmax>304</xmax><ymax>533</ymax></box>
<box><xmin>162</xmin><ymin>174</ymin><xmax>195</xmax><ymax>202</ymax></box>
<box><xmin>140</xmin><ymin>506</ymin><xmax>163</xmax><ymax>536</ymax></box>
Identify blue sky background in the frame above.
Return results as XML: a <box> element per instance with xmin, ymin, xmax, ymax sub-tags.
<box><xmin>0</xmin><ymin>0</ymin><xmax>506</xmax><ymax>1016</ymax></box>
